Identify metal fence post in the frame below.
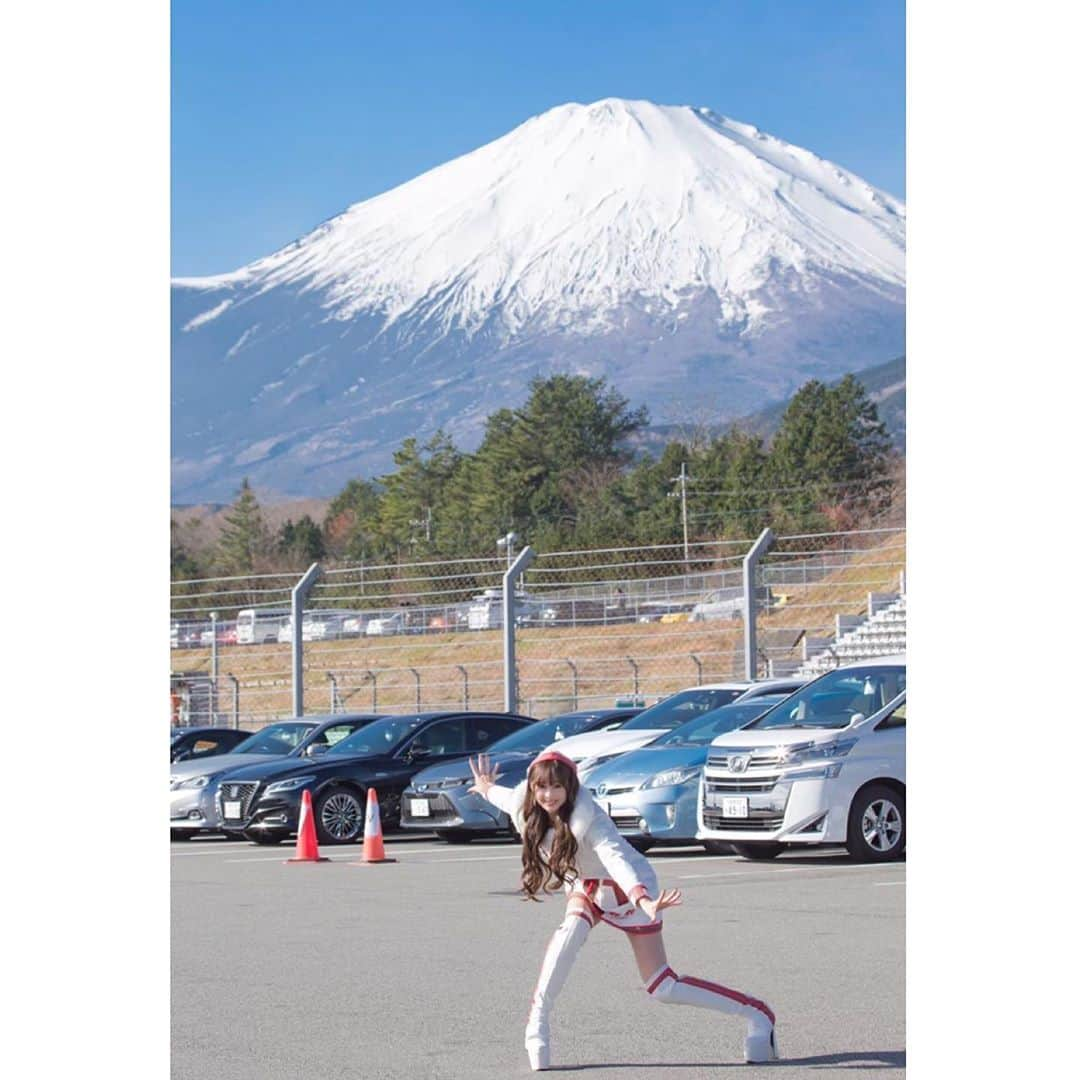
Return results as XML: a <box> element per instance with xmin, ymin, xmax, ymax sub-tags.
<box><xmin>409</xmin><ymin>667</ymin><xmax>421</xmax><ymax>710</ymax></box>
<box><xmin>743</xmin><ymin>528</ymin><xmax>775</xmax><ymax>681</ymax></box>
<box><xmin>626</xmin><ymin>657</ymin><xmax>639</xmax><ymax>697</ymax></box>
<box><xmin>564</xmin><ymin>659</ymin><xmax>579</xmax><ymax>709</ymax></box>
<box><xmin>326</xmin><ymin>672</ymin><xmax>339</xmax><ymax>713</ymax></box>
<box><xmin>291</xmin><ymin>563</ymin><xmax>322</xmax><ymax>717</ymax></box>
<box><xmin>503</xmin><ymin>546</ymin><xmax>535</xmax><ymax>713</ymax></box>
<box><xmin>226</xmin><ymin>673</ymin><xmax>239</xmax><ymax>728</ymax></box>
<box><xmin>209</xmin><ymin>610</ymin><xmax>219</xmax><ymax>722</ymax></box>
<box><xmin>690</xmin><ymin>654</ymin><xmax>703</xmax><ymax>685</ymax></box>
<box><xmin>364</xmin><ymin>669</ymin><xmax>378</xmax><ymax>711</ymax></box>
<box><xmin>457</xmin><ymin>665</ymin><xmax>469</xmax><ymax>709</ymax></box>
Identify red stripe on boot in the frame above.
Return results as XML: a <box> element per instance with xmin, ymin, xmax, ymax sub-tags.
<box><xmin>677</xmin><ymin>975</ymin><xmax>776</xmax><ymax>1025</ymax></box>
<box><xmin>646</xmin><ymin>966</ymin><xmax>677</xmax><ymax>994</ymax></box>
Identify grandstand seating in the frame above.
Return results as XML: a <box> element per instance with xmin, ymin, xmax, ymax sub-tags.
<box><xmin>795</xmin><ymin>592</ymin><xmax>907</xmax><ymax>677</ymax></box>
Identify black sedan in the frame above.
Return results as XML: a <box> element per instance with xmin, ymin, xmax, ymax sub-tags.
<box><xmin>170</xmin><ymin>726</ymin><xmax>253</xmax><ymax>763</ymax></box>
<box><xmin>217</xmin><ymin>710</ymin><xmax>535</xmax><ymax>845</ymax></box>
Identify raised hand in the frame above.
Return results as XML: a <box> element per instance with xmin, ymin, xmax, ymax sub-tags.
<box><xmin>467</xmin><ymin>753</ymin><xmax>501</xmax><ymax>797</ymax></box>
<box><xmin>637</xmin><ymin>888</ymin><xmax>683</xmax><ymax>922</ymax></box>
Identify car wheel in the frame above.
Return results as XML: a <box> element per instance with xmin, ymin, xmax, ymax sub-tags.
<box><xmin>732</xmin><ymin>842</ymin><xmax>785</xmax><ymax>860</ymax></box>
<box><xmin>247</xmin><ymin>831</ymin><xmax>286</xmax><ymax>846</ymax></box>
<box><xmin>170</xmin><ymin>829</ymin><xmax>191</xmax><ymax>842</ymax></box>
<box><xmin>847</xmin><ymin>784</ymin><xmax>905</xmax><ymax>862</ymax></box>
<box><xmin>316</xmin><ymin>788</ymin><xmax>366</xmax><ymax>844</ymax></box>
<box><xmin>628</xmin><ymin>838</ymin><xmax>654</xmax><ymax>854</ymax></box>
<box><xmin>435</xmin><ymin>829</ymin><xmax>475</xmax><ymax>844</ymax></box>
<box><xmin>702</xmin><ymin>840</ymin><xmax>731</xmax><ymax>855</ymax></box>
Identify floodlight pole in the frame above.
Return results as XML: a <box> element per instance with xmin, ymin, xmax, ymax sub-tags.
<box><xmin>503</xmin><ymin>545</ymin><xmax>535</xmax><ymax>713</ymax></box>
<box><xmin>292</xmin><ymin>563</ymin><xmax>322</xmax><ymax>717</ymax></box>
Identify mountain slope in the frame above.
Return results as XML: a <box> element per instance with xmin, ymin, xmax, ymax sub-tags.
<box><xmin>172</xmin><ymin>98</ymin><xmax>905</xmax><ymax>501</ymax></box>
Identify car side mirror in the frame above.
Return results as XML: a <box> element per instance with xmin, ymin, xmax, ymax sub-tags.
<box><xmin>850</xmin><ymin>713</ymin><xmax>866</xmax><ymax>725</ymax></box>
<box><xmin>407</xmin><ymin>745</ymin><xmax>431</xmax><ymax>761</ymax></box>
<box><xmin>305</xmin><ymin>743</ymin><xmax>329</xmax><ymax>757</ymax></box>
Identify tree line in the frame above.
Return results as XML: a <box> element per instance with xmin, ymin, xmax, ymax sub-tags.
<box><xmin>171</xmin><ymin>371</ymin><xmax>897</xmax><ymax>593</ymax></box>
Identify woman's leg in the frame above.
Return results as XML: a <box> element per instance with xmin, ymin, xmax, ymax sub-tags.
<box><xmin>628</xmin><ymin>928</ymin><xmax>778</xmax><ymax>1063</ymax></box>
<box><xmin>525</xmin><ymin>896</ymin><xmax>596</xmax><ymax>1071</ymax></box>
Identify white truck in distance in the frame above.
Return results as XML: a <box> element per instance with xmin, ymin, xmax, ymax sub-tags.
<box><xmin>697</xmin><ymin>656</ymin><xmax>906</xmax><ymax>862</ymax></box>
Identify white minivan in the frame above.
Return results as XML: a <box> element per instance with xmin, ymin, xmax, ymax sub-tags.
<box><xmin>697</xmin><ymin>655</ymin><xmax>906</xmax><ymax>862</ymax></box>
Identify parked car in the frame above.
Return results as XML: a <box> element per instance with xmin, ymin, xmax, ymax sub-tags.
<box><xmin>400</xmin><ymin>707</ymin><xmax>643</xmax><ymax>841</ymax></box>
<box><xmin>216</xmin><ymin>711</ymin><xmax>536</xmax><ymax>846</ymax></box>
<box><xmin>169</xmin><ymin>714</ymin><xmax>383</xmax><ymax>839</ymax></box>
<box><xmin>689</xmin><ymin>586</ymin><xmax>775</xmax><ymax>622</ymax></box>
<box><xmin>697</xmin><ymin>656</ymin><xmax>906</xmax><ymax>862</ymax></box>
<box><xmin>170</xmin><ymin>726</ymin><xmax>253</xmax><ymax>763</ymax></box>
<box><xmin>583</xmin><ymin>695</ymin><xmax>791</xmax><ymax>853</ymax></box>
<box><xmin>551</xmin><ymin>678</ymin><xmax>808</xmax><ymax>777</ymax></box>
<box><xmin>465</xmin><ymin>588</ymin><xmax>553</xmax><ymax>630</ymax></box>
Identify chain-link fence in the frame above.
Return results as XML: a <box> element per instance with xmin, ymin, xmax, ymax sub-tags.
<box><xmin>169</xmin><ymin>526</ymin><xmax>905</xmax><ymax>728</ymax></box>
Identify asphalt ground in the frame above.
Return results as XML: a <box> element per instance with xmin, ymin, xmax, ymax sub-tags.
<box><xmin>172</xmin><ymin>834</ymin><xmax>905</xmax><ymax>1080</ymax></box>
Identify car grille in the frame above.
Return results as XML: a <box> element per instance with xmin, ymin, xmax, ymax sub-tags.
<box><xmin>707</xmin><ymin>748</ymin><xmax>784</xmax><ymax>770</ymax></box>
<box><xmin>704</xmin><ymin>776</ymin><xmax>778</xmax><ymax>794</ymax></box>
<box><xmin>701</xmin><ymin>811</ymin><xmax>785</xmax><ymax>831</ymax></box>
<box><xmin>588</xmin><ymin>785</ymin><xmax>636</xmax><ymax>797</ymax></box>
<box><xmin>218</xmin><ymin>782</ymin><xmax>260</xmax><ymax>822</ymax></box>
<box><xmin>610</xmin><ymin>810</ymin><xmax>642</xmax><ymax>833</ymax></box>
<box><xmin>403</xmin><ymin>793</ymin><xmax>460</xmax><ymax>824</ymax></box>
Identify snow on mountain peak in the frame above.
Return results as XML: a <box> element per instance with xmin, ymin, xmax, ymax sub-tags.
<box><xmin>180</xmin><ymin>98</ymin><xmax>904</xmax><ymax>344</ymax></box>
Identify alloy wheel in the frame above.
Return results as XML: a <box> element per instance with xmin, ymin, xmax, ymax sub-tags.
<box><xmin>861</xmin><ymin>798</ymin><xmax>902</xmax><ymax>853</ymax></box>
<box><xmin>320</xmin><ymin>792</ymin><xmax>363</xmax><ymax>841</ymax></box>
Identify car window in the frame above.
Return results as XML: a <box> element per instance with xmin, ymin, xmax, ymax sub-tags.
<box><xmin>308</xmin><ymin>722</ymin><xmax>363</xmax><ymax>748</ymax></box>
<box><xmin>747</xmin><ymin>666</ymin><xmax>906</xmax><ymax>731</ymax></box>
<box><xmin>467</xmin><ymin>715</ymin><xmax>525</xmax><ymax>749</ymax></box>
<box><xmin>328</xmin><ymin>715</ymin><xmax>427</xmax><ymax>756</ymax></box>
<box><xmin>655</xmin><ymin>697</ymin><xmax>788</xmax><ymax>745</ymax></box>
<box><xmin>232</xmin><ymin>723</ymin><xmax>318</xmax><ymax>754</ymax></box>
<box><xmin>190</xmin><ymin>739</ymin><xmax>222</xmax><ymax>756</ymax></box>
<box><xmin>876</xmin><ymin>701</ymin><xmax>906</xmax><ymax>730</ymax></box>
<box><xmin>622</xmin><ymin>689</ymin><xmax>743</xmax><ymax>731</ymax></box>
<box><xmin>407</xmin><ymin>718</ymin><xmax>467</xmax><ymax>756</ymax></box>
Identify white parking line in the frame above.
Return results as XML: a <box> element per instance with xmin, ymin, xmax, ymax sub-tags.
<box><xmin>873</xmin><ymin>880</ymin><xmax>906</xmax><ymax>887</ymax></box>
<box><xmin>679</xmin><ymin>868</ymin><xmax>803</xmax><ymax>880</ymax></box>
<box><xmin>679</xmin><ymin>863</ymin><xmax>906</xmax><ymax>881</ymax></box>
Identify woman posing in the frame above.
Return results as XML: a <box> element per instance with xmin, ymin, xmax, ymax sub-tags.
<box><xmin>468</xmin><ymin>750</ymin><xmax>778</xmax><ymax>1071</ymax></box>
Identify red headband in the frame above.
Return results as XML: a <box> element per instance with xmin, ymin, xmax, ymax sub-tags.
<box><xmin>530</xmin><ymin>750</ymin><xmax>578</xmax><ymax>775</ymax></box>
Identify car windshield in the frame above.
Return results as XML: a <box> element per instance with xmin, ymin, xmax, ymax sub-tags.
<box><xmin>231</xmin><ymin>723</ymin><xmax>317</xmax><ymax>754</ymax></box>
<box><xmin>622</xmin><ymin>688</ymin><xmax>744</xmax><ymax>731</ymax></box>
<box><xmin>489</xmin><ymin>714</ymin><xmax>617</xmax><ymax>754</ymax></box>
<box><xmin>655</xmin><ymin>697</ymin><xmax>789</xmax><ymax>745</ymax></box>
<box><xmin>326</xmin><ymin>715</ymin><xmax>428</xmax><ymax>756</ymax></box>
<box><xmin>745</xmin><ymin>666</ymin><xmax>906</xmax><ymax>730</ymax></box>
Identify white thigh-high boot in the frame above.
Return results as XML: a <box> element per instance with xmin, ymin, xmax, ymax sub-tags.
<box><xmin>525</xmin><ymin>910</ymin><xmax>593</xmax><ymax>1070</ymax></box>
<box><xmin>645</xmin><ymin>964</ymin><xmax>778</xmax><ymax>1063</ymax></box>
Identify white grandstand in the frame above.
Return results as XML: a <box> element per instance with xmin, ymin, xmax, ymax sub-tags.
<box><xmin>795</xmin><ymin>591</ymin><xmax>907</xmax><ymax>678</ymax></box>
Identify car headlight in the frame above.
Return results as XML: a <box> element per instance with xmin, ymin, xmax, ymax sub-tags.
<box><xmin>175</xmin><ymin>774</ymin><xmax>211</xmax><ymax>790</ymax></box>
<box><xmin>780</xmin><ymin>738</ymin><xmax>858</xmax><ymax>768</ymax></box>
<box><xmin>641</xmin><ymin>766</ymin><xmax>701</xmax><ymax>790</ymax></box>
<box><xmin>264</xmin><ymin>775</ymin><xmax>316</xmax><ymax>795</ymax></box>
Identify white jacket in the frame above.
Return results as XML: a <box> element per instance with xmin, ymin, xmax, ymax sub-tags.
<box><xmin>485</xmin><ymin>781</ymin><xmax>658</xmax><ymax>903</ymax></box>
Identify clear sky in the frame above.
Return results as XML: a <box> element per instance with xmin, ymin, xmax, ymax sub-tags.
<box><xmin>172</xmin><ymin>0</ymin><xmax>905</xmax><ymax>277</ymax></box>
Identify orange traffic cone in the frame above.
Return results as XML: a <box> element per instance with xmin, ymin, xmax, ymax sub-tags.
<box><xmin>286</xmin><ymin>789</ymin><xmax>329</xmax><ymax>863</ymax></box>
<box><xmin>351</xmin><ymin>787</ymin><xmax>397</xmax><ymax>864</ymax></box>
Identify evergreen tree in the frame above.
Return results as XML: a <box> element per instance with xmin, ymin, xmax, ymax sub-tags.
<box><xmin>214</xmin><ymin>479</ymin><xmax>269</xmax><ymax>575</ymax></box>
<box><xmin>376</xmin><ymin>431</ymin><xmax>461</xmax><ymax>556</ymax></box>
<box><xmin>323</xmin><ymin>478</ymin><xmax>382</xmax><ymax>562</ymax></box>
<box><xmin>276</xmin><ymin>515</ymin><xmax>325</xmax><ymax>566</ymax></box>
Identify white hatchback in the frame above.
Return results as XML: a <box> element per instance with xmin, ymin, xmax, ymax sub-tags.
<box><xmin>697</xmin><ymin>656</ymin><xmax>906</xmax><ymax>862</ymax></box>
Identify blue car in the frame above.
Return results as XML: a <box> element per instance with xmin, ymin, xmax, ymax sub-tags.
<box><xmin>400</xmin><ymin>707</ymin><xmax>642</xmax><ymax>841</ymax></box>
<box><xmin>583</xmin><ymin>695</ymin><xmax>791</xmax><ymax>853</ymax></box>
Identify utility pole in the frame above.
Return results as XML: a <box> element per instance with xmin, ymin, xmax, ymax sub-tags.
<box><xmin>669</xmin><ymin>463</ymin><xmax>690</xmax><ymax>566</ymax></box>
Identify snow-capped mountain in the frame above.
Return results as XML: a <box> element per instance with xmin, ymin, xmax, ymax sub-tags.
<box><xmin>172</xmin><ymin>98</ymin><xmax>905</xmax><ymax>501</ymax></box>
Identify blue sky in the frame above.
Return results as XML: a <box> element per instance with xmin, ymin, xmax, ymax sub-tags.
<box><xmin>172</xmin><ymin>0</ymin><xmax>905</xmax><ymax>277</ymax></box>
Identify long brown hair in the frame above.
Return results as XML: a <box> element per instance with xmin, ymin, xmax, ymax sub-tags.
<box><xmin>520</xmin><ymin>757</ymin><xmax>580</xmax><ymax>900</ymax></box>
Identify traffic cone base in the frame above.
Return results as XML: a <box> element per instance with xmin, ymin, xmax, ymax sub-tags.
<box><xmin>285</xmin><ymin>789</ymin><xmax>331</xmax><ymax>864</ymax></box>
<box><xmin>349</xmin><ymin>787</ymin><xmax>398</xmax><ymax>865</ymax></box>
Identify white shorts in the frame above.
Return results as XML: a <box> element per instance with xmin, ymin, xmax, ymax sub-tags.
<box><xmin>571</xmin><ymin>877</ymin><xmax>663</xmax><ymax>935</ymax></box>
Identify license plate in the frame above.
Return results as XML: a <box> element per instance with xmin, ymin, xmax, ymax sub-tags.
<box><xmin>409</xmin><ymin>798</ymin><xmax>430</xmax><ymax>817</ymax></box>
<box><xmin>223</xmin><ymin>800</ymin><xmax>242</xmax><ymax>819</ymax></box>
<box><xmin>723</xmin><ymin>797</ymin><xmax>749</xmax><ymax>818</ymax></box>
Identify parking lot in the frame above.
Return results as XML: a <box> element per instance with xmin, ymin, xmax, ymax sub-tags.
<box><xmin>172</xmin><ymin>834</ymin><xmax>905</xmax><ymax>1079</ymax></box>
